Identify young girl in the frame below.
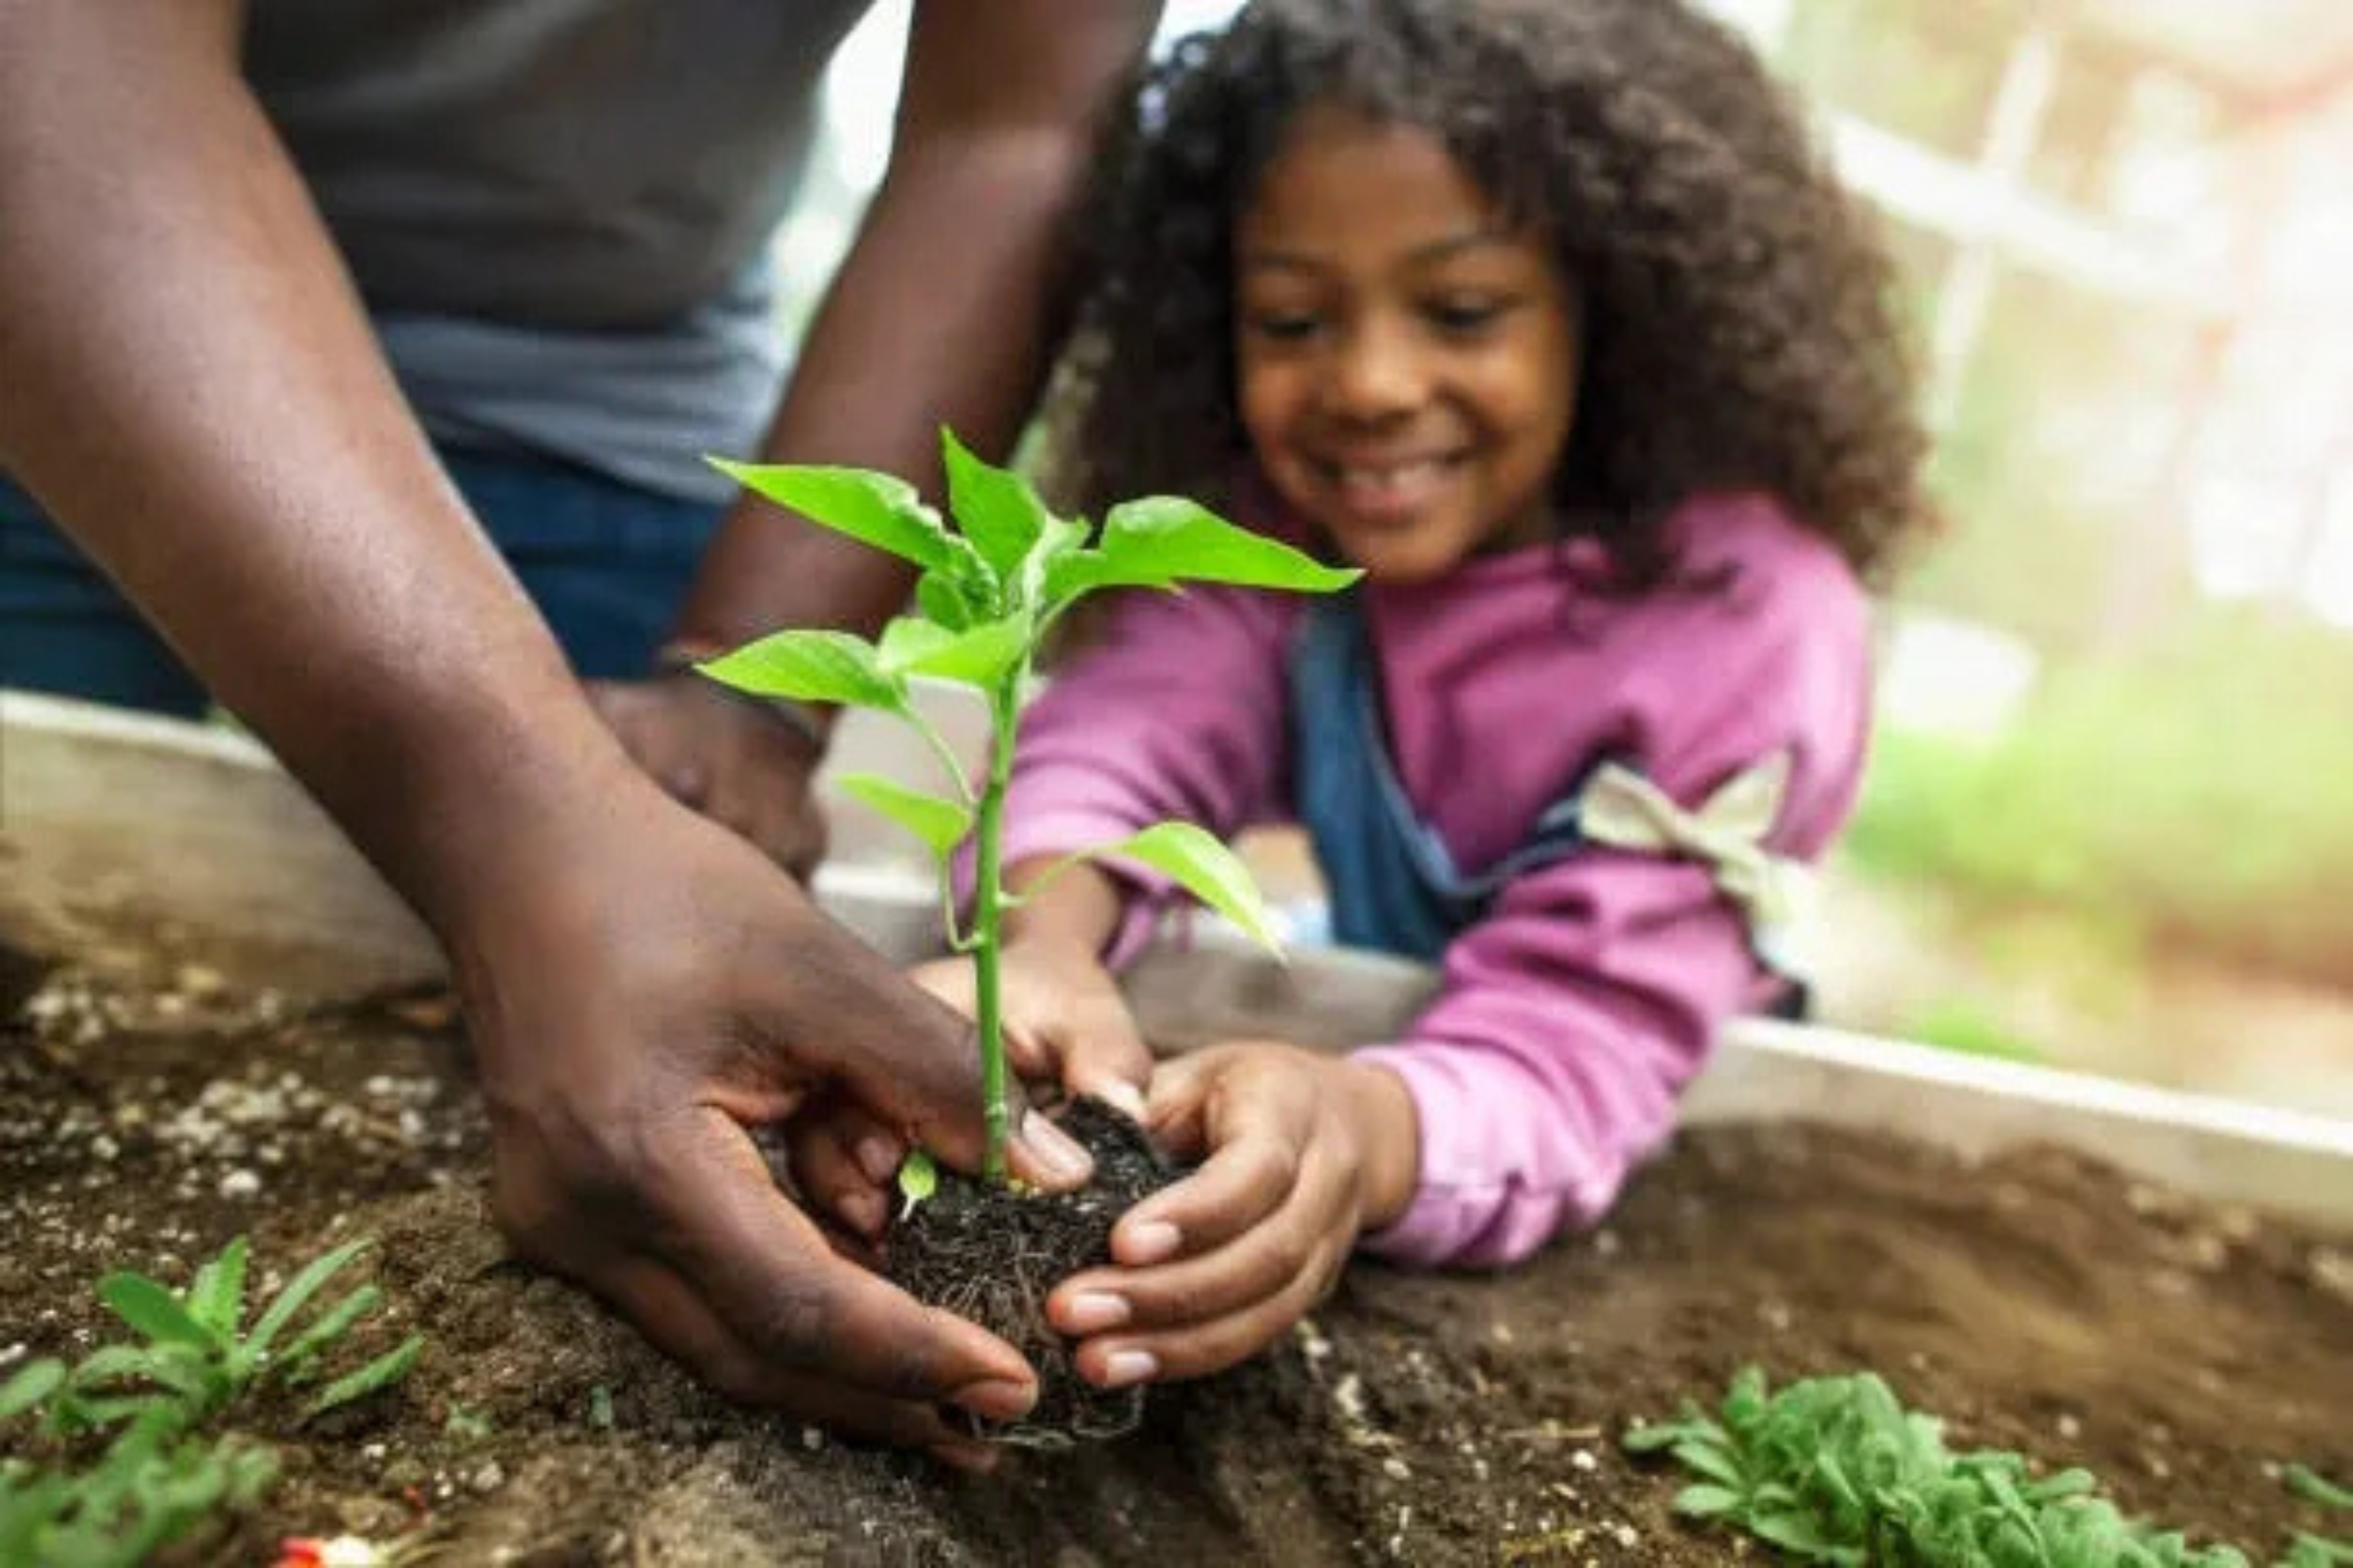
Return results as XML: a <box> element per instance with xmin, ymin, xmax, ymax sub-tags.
<box><xmin>814</xmin><ymin>0</ymin><xmax>1928</xmax><ymax>1396</ymax></box>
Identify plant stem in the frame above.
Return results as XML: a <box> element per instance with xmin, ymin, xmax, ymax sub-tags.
<box><xmin>972</xmin><ymin>675</ymin><xmax>1023</xmax><ymax>1184</ymax></box>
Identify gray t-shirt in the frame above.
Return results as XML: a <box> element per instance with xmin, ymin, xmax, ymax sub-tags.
<box><xmin>246</xmin><ymin>0</ymin><xmax>873</xmax><ymax>501</ymax></box>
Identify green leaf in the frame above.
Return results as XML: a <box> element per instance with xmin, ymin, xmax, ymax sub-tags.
<box><xmin>917</xmin><ymin>568</ymin><xmax>977</xmax><ymax>631</ymax></box>
<box><xmin>2023</xmin><ymin>1467</ymin><xmax>2098</xmax><ymax>1502</ymax></box>
<box><xmin>274</xmin><ymin>1285</ymin><xmax>385</xmax><ymax>1382</ymax></box>
<box><xmin>73</xmin><ymin>1342</ymin><xmax>218</xmax><ymax>1408</ymax></box>
<box><xmin>1672</xmin><ymin>1481</ymin><xmax>1744</xmax><ymax>1518</ymax></box>
<box><xmin>0</xmin><ymin>1360</ymin><xmax>64</xmax><ymax>1420</ymax></box>
<box><xmin>1047</xmin><ymin>496</ymin><xmax>1360</xmax><ymax>606</ymax></box>
<box><xmin>940</xmin><ymin>429</ymin><xmax>1049</xmax><ymax>585</ymax></box>
<box><xmin>225</xmin><ymin>1445</ymin><xmax>278</xmax><ymax>1508</ymax></box>
<box><xmin>98</xmin><ymin>1273</ymin><xmax>213</xmax><ymax>1350</ymax></box>
<box><xmin>1623</xmin><ymin>1409</ymin><xmax>1716</xmax><ymax>1452</ymax></box>
<box><xmin>710</xmin><ymin>459</ymin><xmax>951</xmax><ymax>574</ymax></box>
<box><xmin>247</xmin><ymin>1236</ymin><xmax>373</xmax><ymax>1361</ymax></box>
<box><xmin>896</xmin><ymin>1149</ymin><xmax>938</xmax><ymax>1220</ymax></box>
<box><xmin>1673</xmin><ymin>1438</ymin><xmax>1745</xmax><ymax>1490</ymax></box>
<box><xmin>305</xmin><ymin>1334</ymin><xmax>423</xmax><ymax>1419</ymax></box>
<box><xmin>2289</xmin><ymin>1464</ymin><xmax>2353</xmax><ymax>1511</ymax></box>
<box><xmin>876</xmin><ymin>614</ymin><xmax>1029</xmax><ymax>689</ymax></box>
<box><xmin>698</xmin><ymin>630</ymin><xmax>905</xmax><ymax>713</ymax></box>
<box><xmin>1081</xmin><ymin>822</ymin><xmax>1283</xmax><ymax>953</ymax></box>
<box><xmin>1750</xmin><ymin>1508</ymin><xmax>1840</xmax><ymax>1557</ymax></box>
<box><xmin>1020</xmin><ymin>512</ymin><xmax>1092</xmax><ymax>608</ymax></box>
<box><xmin>834</xmin><ymin>774</ymin><xmax>973</xmax><ymax>858</ymax></box>
<box><xmin>184</xmin><ymin>1238</ymin><xmax>249</xmax><ymax>1339</ymax></box>
<box><xmin>1723</xmin><ymin>1364</ymin><xmax>1771</xmax><ymax>1425</ymax></box>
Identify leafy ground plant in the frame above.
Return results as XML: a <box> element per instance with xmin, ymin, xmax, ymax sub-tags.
<box><xmin>0</xmin><ymin>1234</ymin><xmax>421</xmax><ymax>1567</ymax></box>
<box><xmin>702</xmin><ymin>429</ymin><xmax>1356</xmax><ymax>1181</ymax></box>
<box><xmin>1624</xmin><ymin>1367</ymin><xmax>2349</xmax><ymax>1567</ymax></box>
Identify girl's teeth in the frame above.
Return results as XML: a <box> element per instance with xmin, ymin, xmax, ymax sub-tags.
<box><xmin>1338</xmin><ymin>461</ymin><xmax>1441</xmax><ymax>499</ymax></box>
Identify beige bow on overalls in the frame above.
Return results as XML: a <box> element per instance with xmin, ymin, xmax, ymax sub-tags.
<box><xmin>1576</xmin><ymin>751</ymin><xmax>1811</xmax><ymax>962</ymax></box>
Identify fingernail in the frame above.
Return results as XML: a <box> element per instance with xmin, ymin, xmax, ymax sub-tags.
<box><xmin>1098</xmin><ymin>1349</ymin><xmax>1159</xmax><ymax>1388</ymax></box>
<box><xmin>836</xmin><ymin>1189</ymin><xmax>883</xmax><ymax>1237</ymax></box>
<box><xmin>953</xmin><ymin>1376</ymin><xmax>1037</xmax><ymax>1424</ymax></box>
<box><xmin>1095</xmin><ymin>1080</ymin><xmax>1147</xmax><ymax>1121</ymax></box>
<box><xmin>855</xmin><ymin>1135</ymin><xmax>903</xmax><ymax>1185</ymax></box>
<box><xmin>1019</xmin><ymin>1112</ymin><xmax>1093</xmax><ymax>1183</ymax></box>
<box><xmin>1058</xmin><ymin>1291</ymin><xmax>1129</xmax><ymax>1334</ymax></box>
<box><xmin>1120</xmin><ymin>1219</ymin><xmax>1181</xmax><ymax>1265</ymax></box>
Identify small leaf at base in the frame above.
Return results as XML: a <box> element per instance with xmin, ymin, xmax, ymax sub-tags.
<box><xmin>897</xmin><ymin>1150</ymin><xmax>938</xmax><ymax>1221</ymax></box>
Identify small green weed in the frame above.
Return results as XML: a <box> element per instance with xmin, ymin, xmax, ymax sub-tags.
<box><xmin>2279</xmin><ymin>1465</ymin><xmax>2353</xmax><ymax>1567</ymax></box>
<box><xmin>440</xmin><ymin>1403</ymin><xmax>492</xmax><ymax>1445</ymax></box>
<box><xmin>1623</xmin><ymin>1367</ymin><xmax>2339</xmax><ymax>1567</ymax></box>
<box><xmin>0</xmin><ymin>1234</ymin><xmax>422</xmax><ymax>1567</ymax></box>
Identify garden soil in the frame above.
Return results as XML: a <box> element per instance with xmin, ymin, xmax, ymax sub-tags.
<box><xmin>3</xmin><ymin>939</ymin><xmax>2348</xmax><ymax>1567</ymax></box>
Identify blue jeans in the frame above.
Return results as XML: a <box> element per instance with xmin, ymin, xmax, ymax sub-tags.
<box><xmin>0</xmin><ymin>448</ymin><xmax>723</xmax><ymax>715</ymax></box>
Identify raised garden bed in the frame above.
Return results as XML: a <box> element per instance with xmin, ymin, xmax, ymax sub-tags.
<box><xmin>4</xmin><ymin>692</ymin><xmax>2350</xmax><ymax>1565</ymax></box>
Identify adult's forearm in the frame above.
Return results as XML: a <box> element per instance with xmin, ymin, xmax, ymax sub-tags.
<box><xmin>673</xmin><ymin>0</ymin><xmax>1161</xmax><ymax>654</ymax></box>
<box><xmin>0</xmin><ymin>3</ymin><xmax>621</xmax><ymax>944</ymax></box>
<box><xmin>672</xmin><ymin>131</ymin><xmax>1092</xmax><ymax>651</ymax></box>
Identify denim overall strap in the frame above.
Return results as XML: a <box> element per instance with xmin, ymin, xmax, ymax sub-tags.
<box><xmin>1287</xmin><ymin>593</ymin><xmax>1591</xmax><ymax>963</ymax></box>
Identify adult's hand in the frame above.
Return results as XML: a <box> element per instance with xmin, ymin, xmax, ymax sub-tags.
<box><xmin>460</xmin><ymin>757</ymin><xmax>1100</xmax><ymax>1465</ymax></box>
<box><xmin>0</xmin><ymin>0</ymin><xmax>1093</xmax><ymax>1467</ymax></box>
<box><xmin>789</xmin><ymin>935</ymin><xmax>1155</xmax><ymax>1242</ymax></box>
<box><xmin>588</xmin><ymin>671</ymin><xmax>830</xmax><ymax>879</ymax></box>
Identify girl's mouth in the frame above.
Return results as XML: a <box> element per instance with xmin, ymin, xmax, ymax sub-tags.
<box><xmin>1313</xmin><ymin>452</ymin><xmax>1465</xmax><ymax>524</ymax></box>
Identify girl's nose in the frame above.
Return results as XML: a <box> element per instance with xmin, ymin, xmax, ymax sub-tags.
<box><xmin>1325</xmin><ymin>318</ymin><xmax>1426</xmax><ymax>420</ymax></box>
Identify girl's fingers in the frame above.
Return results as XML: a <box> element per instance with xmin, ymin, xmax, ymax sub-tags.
<box><xmin>1054</xmin><ymin>993</ymin><xmax>1153</xmax><ymax>1116</ymax></box>
<box><xmin>906</xmin><ymin>958</ymin><xmax>978</xmax><ymax>1017</ymax></box>
<box><xmin>1113</xmin><ymin>1063</ymin><xmax>1314</xmax><ymax>1263</ymax></box>
<box><xmin>1140</xmin><ymin>1053</ymin><xmax>1217</xmax><ymax>1156</ymax></box>
<box><xmin>1069</xmin><ymin>1238</ymin><xmax>1343</xmax><ymax>1384</ymax></box>
<box><xmin>1108</xmin><ymin>1132</ymin><xmax>1295</xmax><ymax>1266</ymax></box>
<box><xmin>1003</xmin><ymin>1018</ymin><xmax>1056</xmax><ymax>1083</ymax></box>
<box><xmin>1054</xmin><ymin>1158</ymin><xmax>1344</xmax><ymax>1338</ymax></box>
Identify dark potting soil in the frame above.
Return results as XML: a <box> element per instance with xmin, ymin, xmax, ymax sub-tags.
<box><xmin>885</xmin><ymin>1097</ymin><xmax>1178</xmax><ymax>1450</ymax></box>
<box><xmin>1</xmin><ymin>942</ymin><xmax>2348</xmax><ymax>1566</ymax></box>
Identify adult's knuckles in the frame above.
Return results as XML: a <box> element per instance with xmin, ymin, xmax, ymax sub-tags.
<box><xmin>728</xmin><ymin>1269</ymin><xmax>842</xmax><ymax>1374</ymax></box>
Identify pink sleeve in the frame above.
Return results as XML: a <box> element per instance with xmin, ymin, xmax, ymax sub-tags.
<box><xmin>1354</xmin><ymin>587</ymin><xmax>1872</xmax><ymax>1269</ymax></box>
<box><xmin>989</xmin><ymin>585</ymin><xmax>1295</xmax><ymax>962</ymax></box>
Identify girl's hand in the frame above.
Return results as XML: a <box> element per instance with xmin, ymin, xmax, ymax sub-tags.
<box><xmin>1044</xmin><ymin>1043</ymin><xmax>1421</xmax><ymax>1386</ymax></box>
<box><xmin>785</xmin><ymin>936</ymin><xmax>1154</xmax><ymax>1240</ymax></box>
<box><xmin>906</xmin><ymin>937</ymin><xmax>1154</xmax><ymax>1119</ymax></box>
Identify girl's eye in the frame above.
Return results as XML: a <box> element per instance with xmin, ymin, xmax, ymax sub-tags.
<box><xmin>1426</xmin><ymin>297</ymin><xmax>1511</xmax><ymax>336</ymax></box>
<box><xmin>1245</xmin><ymin>310</ymin><xmax>1324</xmax><ymax>343</ymax></box>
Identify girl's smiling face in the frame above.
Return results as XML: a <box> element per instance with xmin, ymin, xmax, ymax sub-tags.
<box><xmin>1234</xmin><ymin>106</ymin><xmax>1580</xmax><ymax>584</ymax></box>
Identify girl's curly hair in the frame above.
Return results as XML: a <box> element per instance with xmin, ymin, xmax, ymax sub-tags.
<box><xmin>1040</xmin><ymin>0</ymin><xmax>1931</xmax><ymax>585</ymax></box>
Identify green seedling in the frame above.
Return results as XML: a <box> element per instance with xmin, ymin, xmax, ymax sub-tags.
<box><xmin>65</xmin><ymin>1235</ymin><xmax>423</xmax><ymax>1428</ymax></box>
<box><xmin>0</xmin><ymin>1235</ymin><xmax>423</xmax><ymax>1567</ymax></box>
<box><xmin>441</xmin><ymin>1401</ymin><xmax>493</xmax><ymax>1445</ymax></box>
<box><xmin>2281</xmin><ymin>1464</ymin><xmax>2353</xmax><ymax>1567</ymax></box>
<box><xmin>703</xmin><ymin>430</ymin><xmax>1356</xmax><ymax>1181</ymax></box>
<box><xmin>1623</xmin><ymin>1366</ymin><xmax>2306</xmax><ymax>1567</ymax></box>
<box><xmin>896</xmin><ymin>1149</ymin><xmax>938</xmax><ymax>1219</ymax></box>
